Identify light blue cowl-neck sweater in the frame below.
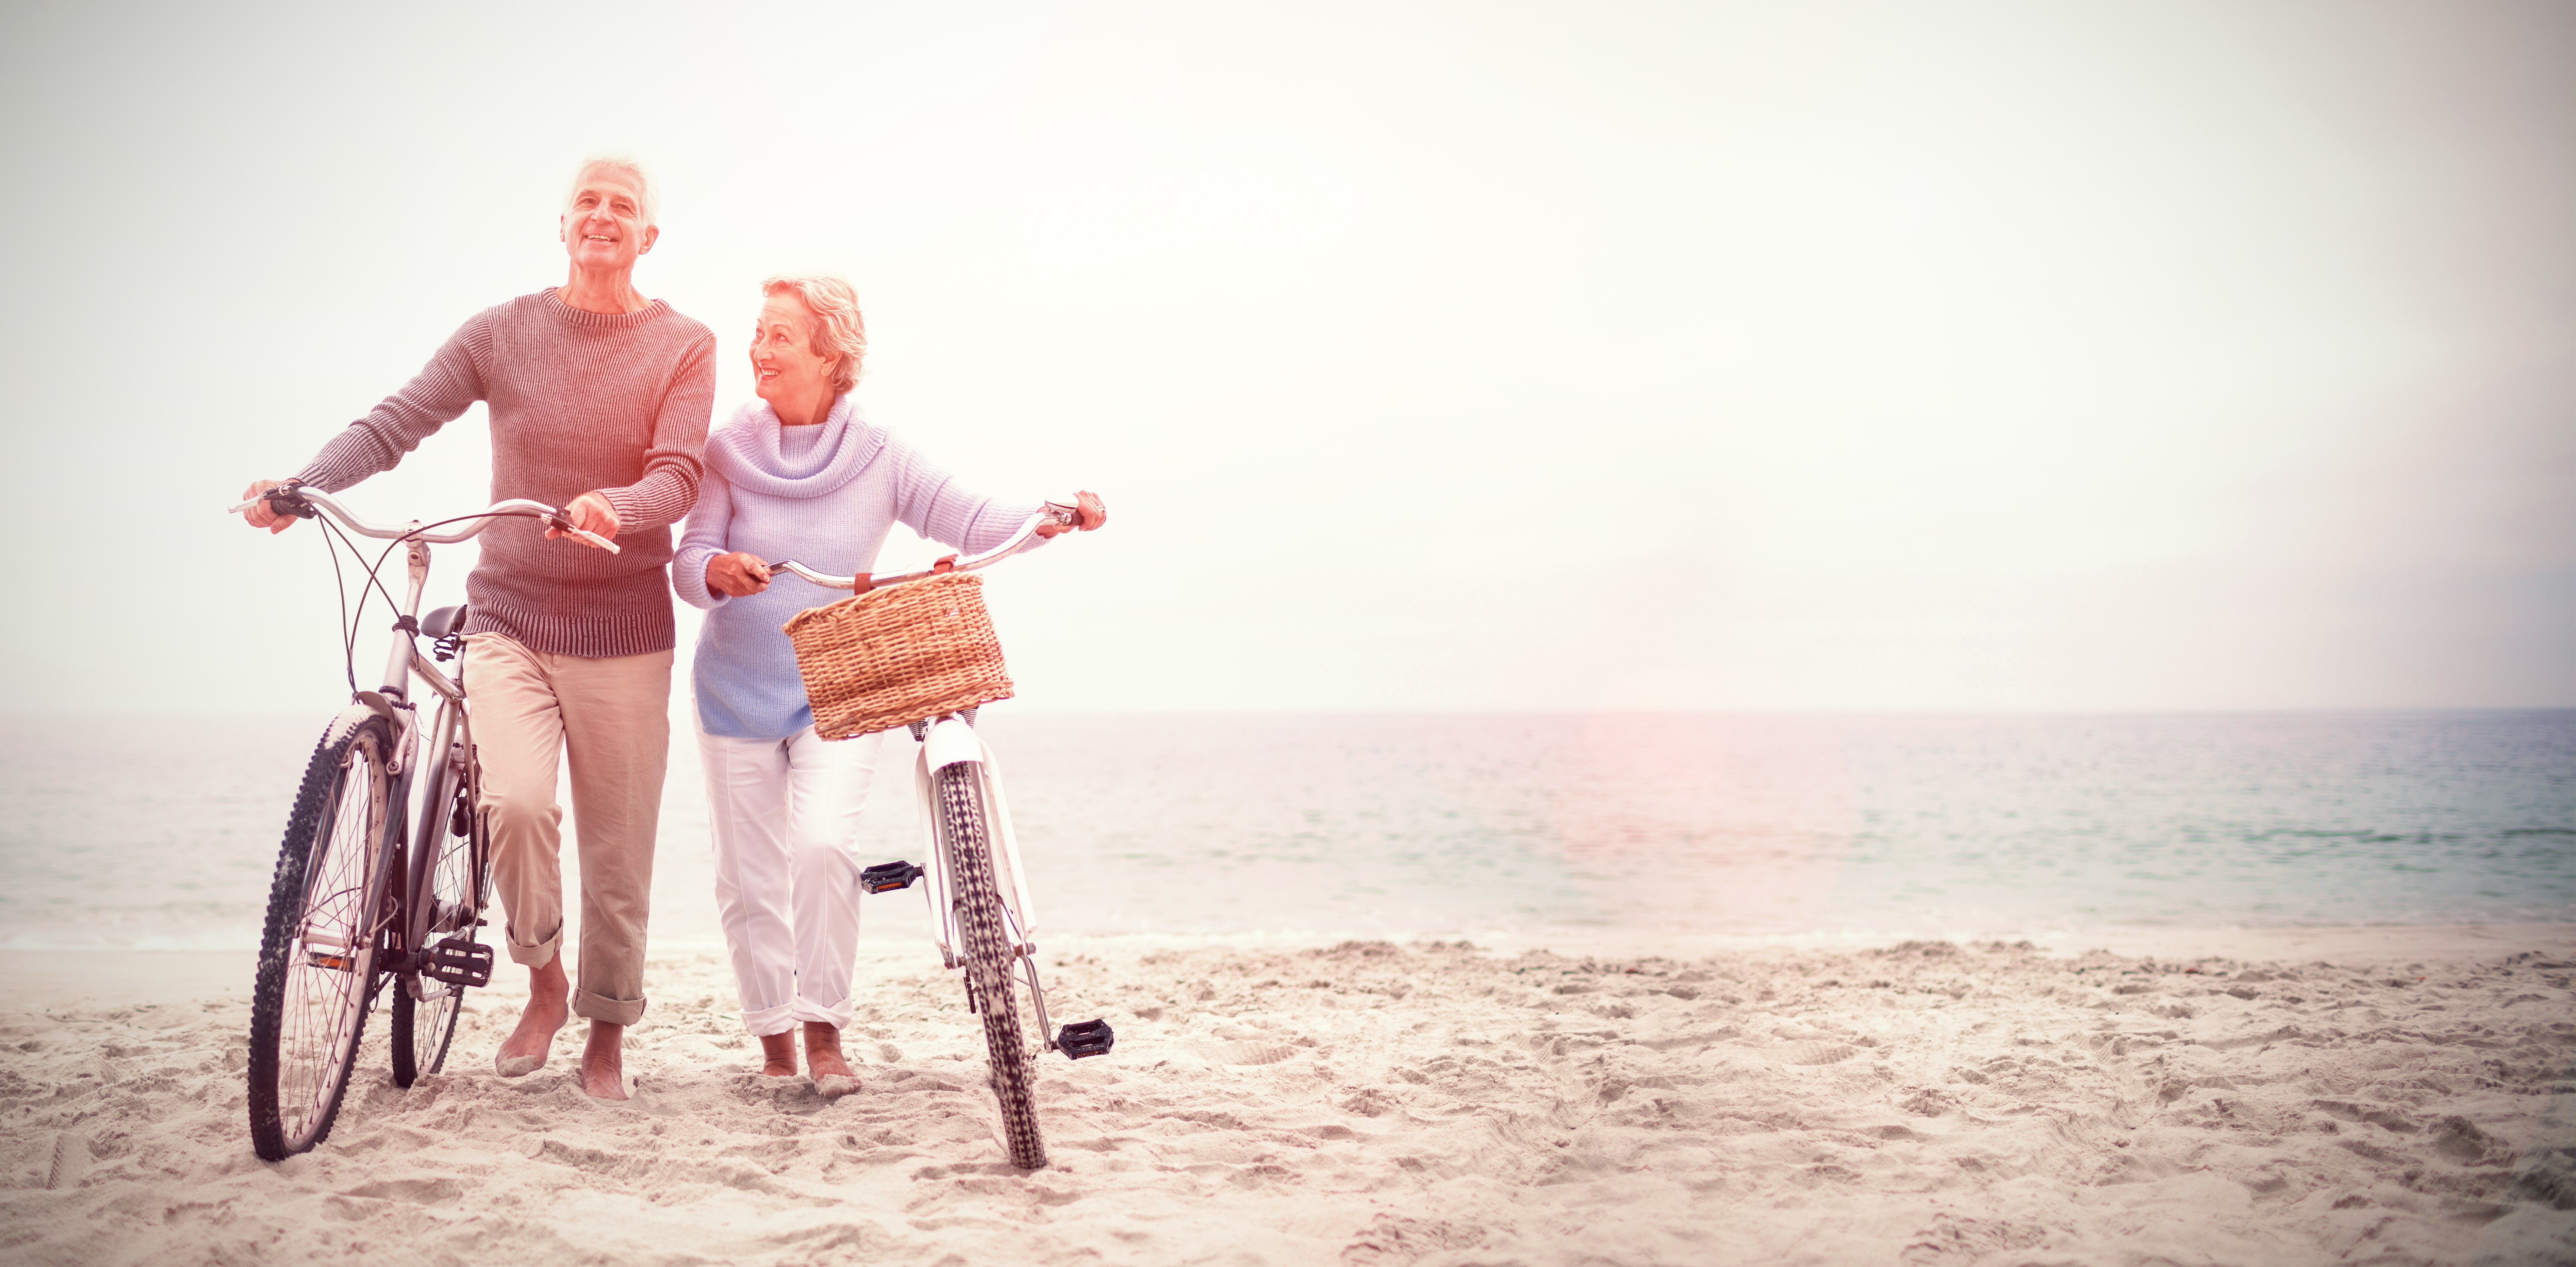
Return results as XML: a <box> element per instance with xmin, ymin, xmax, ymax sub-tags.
<box><xmin>674</xmin><ymin>395</ymin><xmax>1042</xmax><ymax>739</ymax></box>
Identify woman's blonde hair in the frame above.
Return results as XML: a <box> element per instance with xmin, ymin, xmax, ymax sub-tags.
<box><xmin>762</xmin><ymin>273</ymin><xmax>869</xmax><ymax>393</ymax></box>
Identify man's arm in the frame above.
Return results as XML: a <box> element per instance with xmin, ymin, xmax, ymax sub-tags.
<box><xmin>294</xmin><ymin>315</ymin><xmax>492</xmax><ymax>493</ymax></box>
<box><xmin>592</xmin><ymin>332</ymin><xmax>716</xmax><ymax>536</ymax></box>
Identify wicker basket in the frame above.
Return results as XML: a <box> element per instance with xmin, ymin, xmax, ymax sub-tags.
<box><xmin>781</xmin><ymin>571</ymin><xmax>1014</xmax><ymax>740</ymax></box>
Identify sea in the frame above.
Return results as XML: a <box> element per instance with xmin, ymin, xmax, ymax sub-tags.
<box><xmin>1</xmin><ymin>710</ymin><xmax>2569</xmax><ymax>953</ymax></box>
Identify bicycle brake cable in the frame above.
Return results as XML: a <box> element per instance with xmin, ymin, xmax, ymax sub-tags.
<box><xmin>317</xmin><ymin>508</ymin><xmax>551</xmax><ymax>695</ymax></box>
<box><xmin>317</xmin><ymin>515</ymin><xmax>358</xmax><ymax>693</ymax></box>
<box><xmin>317</xmin><ymin>516</ymin><xmax>410</xmax><ymax>695</ymax></box>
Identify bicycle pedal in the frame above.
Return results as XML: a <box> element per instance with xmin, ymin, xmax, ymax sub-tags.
<box><xmin>1056</xmin><ymin>1019</ymin><xmax>1115</xmax><ymax>1059</ymax></box>
<box><xmin>422</xmin><ymin>936</ymin><xmax>494</xmax><ymax>988</ymax></box>
<box><xmin>860</xmin><ymin>861</ymin><xmax>923</xmax><ymax>894</ymax></box>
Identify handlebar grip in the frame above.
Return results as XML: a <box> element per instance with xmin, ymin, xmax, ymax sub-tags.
<box><xmin>228</xmin><ymin>486</ymin><xmax>313</xmax><ymax>518</ymax></box>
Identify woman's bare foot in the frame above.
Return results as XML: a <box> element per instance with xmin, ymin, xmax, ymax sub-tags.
<box><xmin>580</xmin><ymin>1021</ymin><xmax>627</xmax><ymax>1100</ymax></box>
<box><xmin>759</xmin><ymin>1031</ymin><xmax>797</xmax><ymax>1077</ymax></box>
<box><xmin>805</xmin><ymin>1021</ymin><xmax>859</xmax><ymax>1097</ymax></box>
<box><xmin>495</xmin><ymin>958</ymin><xmax>570</xmax><ymax>1077</ymax></box>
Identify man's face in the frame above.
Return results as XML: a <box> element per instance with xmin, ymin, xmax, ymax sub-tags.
<box><xmin>559</xmin><ymin>166</ymin><xmax>659</xmax><ymax>273</ymax></box>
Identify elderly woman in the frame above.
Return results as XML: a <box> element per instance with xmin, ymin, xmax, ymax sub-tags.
<box><xmin>674</xmin><ymin>274</ymin><xmax>1103</xmax><ymax>1094</ymax></box>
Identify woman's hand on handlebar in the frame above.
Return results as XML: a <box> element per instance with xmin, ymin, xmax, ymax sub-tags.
<box><xmin>239</xmin><ymin>478</ymin><xmax>298</xmax><ymax>534</ymax></box>
<box><xmin>708</xmin><ymin>551</ymin><xmax>772</xmax><ymax>597</ymax></box>
<box><xmin>1035</xmin><ymin>490</ymin><xmax>1107</xmax><ymax>537</ymax></box>
<box><xmin>546</xmin><ymin>491</ymin><xmax>621</xmax><ymax>549</ymax></box>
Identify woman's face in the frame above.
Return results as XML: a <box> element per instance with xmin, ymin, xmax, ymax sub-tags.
<box><xmin>750</xmin><ymin>294</ymin><xmax>837</xmax><ymax>410</ymax></box>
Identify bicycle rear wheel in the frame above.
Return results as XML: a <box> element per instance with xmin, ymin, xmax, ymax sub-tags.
<box><xmin>249</xmin><ymin>710</ymin><xmax>397</xmax><ymax>1161</ymax></box>
<box><xmin>390</xmin><ymin>735</ymin><xmax>481</xmax><ymax>1086</ymax></box>
<box><xmin>933</xmin><ymin>761</ymin><xmax>1046</xmax><ymax>1170</ymax></box>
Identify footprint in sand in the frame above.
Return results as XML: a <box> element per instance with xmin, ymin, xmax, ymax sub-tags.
<box><xmin>1210</xmin><ymin>1041</ymin><xmax>1297</xmax><ymax>1066</ymax></box>
<box><xmin>1781</xmin><ymin>1042</ymin><xmax>1858</xmax><ymax>1066</ymax></box>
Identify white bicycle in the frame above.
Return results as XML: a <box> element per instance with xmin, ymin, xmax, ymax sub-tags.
<box><xmin>769</xmin><ymin>508</ymin><xmax>1113</xmax><ymax>1172</ymax></box>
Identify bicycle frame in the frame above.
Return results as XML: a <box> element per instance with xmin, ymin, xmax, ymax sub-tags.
<box><xmin>320</xmin><ymin>537</ymin><xmax>455</xmax><ymax>981</ymax></box>
<box><xmin>230</xmin><ymin>484</ymin><xmax>602</xmax><ymax>979</ymax></box>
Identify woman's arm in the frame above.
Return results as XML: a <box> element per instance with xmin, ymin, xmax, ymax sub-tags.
<box><xmin>884</xmin><ymin>435</ymin><xmax>1050</xmax><ymax>555</ymax></box>
<box><xmin>671</xmin><ymin>462</ymin><xmax>737</xmax><ymax>610</ymax></box>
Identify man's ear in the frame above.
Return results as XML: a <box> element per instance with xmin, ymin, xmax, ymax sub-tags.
<box><xmin>558</xmin><ymin>213</ymin><xmax>568</xmax><ymax>244</ymax></box>
<box><xmin>640</xmin><ymin>223</ymin><xmax>661</xmax><ymax>256</ymax></box>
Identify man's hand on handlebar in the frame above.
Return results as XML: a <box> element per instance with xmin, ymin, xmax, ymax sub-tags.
<box><xmin>1034</xmin><ymin>490</ymin><xmax>1108</xmax><ymax>538</ymax></box>
<box><xmin>239</xmin><ymin>478</ymin><xmax>300</xmax><ymax>534</ymax></box>
<box><xmin>547</xmin><ymin>491</ymin><xmax>620</xmax><ymax>549</ymax></box>
<box><xmin>707</xmin><ymin>551</ymin><xmax>772</xmax><ymax>597</ymax></box>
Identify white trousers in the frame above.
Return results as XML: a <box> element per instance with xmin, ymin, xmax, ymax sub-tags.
<box><xmin>696</xmin><ymin>724</ymin><xmax>879</xmax><ymax>1035</ymax></box>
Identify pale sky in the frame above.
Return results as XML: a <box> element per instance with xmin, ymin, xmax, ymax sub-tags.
<box><xmin>2</xmin><ymin>0</ymin><xmax>2568</xmax><ymax>713</ymax></box>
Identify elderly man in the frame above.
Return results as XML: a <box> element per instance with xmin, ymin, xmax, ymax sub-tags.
<box><xmin>240</xmin><ymin>155</ymin><xmax>714</xmax><ymax>1099</ymax></box>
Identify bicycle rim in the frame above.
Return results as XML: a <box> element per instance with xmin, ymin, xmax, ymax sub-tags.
<box><xmin>935</xmin><ymin>761</ymin><xmax>1046</xmax><ymax>1170</ymax></box>
<box><xmin>248</xmin><ymin>713</ymin><xmax>393</xmax><ymax>1161</ymax></box>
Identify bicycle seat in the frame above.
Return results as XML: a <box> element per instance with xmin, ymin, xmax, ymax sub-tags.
<box><xmin>420</xmin><ymin>605</ymin><xmax>471</xmax><ymax>640</ymax></box>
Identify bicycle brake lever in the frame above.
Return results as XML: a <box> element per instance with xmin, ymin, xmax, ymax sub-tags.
<box><xmin>543</xmin><ymin>514</ymin><xmax>623</xmax><ymax>554</ymax></box>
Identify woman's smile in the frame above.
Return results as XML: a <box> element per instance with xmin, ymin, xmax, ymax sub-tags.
<box><xmin>748</xmin><ymin>293</ymin><xmax>838</xmax><ymax>424</ymax></box>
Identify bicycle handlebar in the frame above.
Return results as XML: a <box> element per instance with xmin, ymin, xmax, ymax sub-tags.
<box><xmin>228</xmin><ymin>484</ymin><xmax>621</xmax><ymax>553</ymax></box>
<box><xmin>769</xmin><ymin>506</ymin><xmax>1074</xmax><ymax>592</ymax></box>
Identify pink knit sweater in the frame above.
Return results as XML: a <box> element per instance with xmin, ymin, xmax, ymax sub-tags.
<box><xmin>293</xmin><ymin>289</ymin><xmax>716</xmax><ymax>657</ymax></box>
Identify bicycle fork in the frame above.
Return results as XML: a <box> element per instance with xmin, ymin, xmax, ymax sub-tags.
<box><xmin>862</xmin><ymin>715</ymin><xmax>1115</xmax><ymax>1061</ymax></box>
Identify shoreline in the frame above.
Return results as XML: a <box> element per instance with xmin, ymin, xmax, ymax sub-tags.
<box><xmin>6</xmin><ymin>923</ymin><xmax>2570</xmax><ymax>1013</ymax></box>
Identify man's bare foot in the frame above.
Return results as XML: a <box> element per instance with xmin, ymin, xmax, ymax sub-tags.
<box><xmin>805</xmin><ymin>1021</ymin><xmax>858</xmax><ymax>1097</ymax></box>
<box><xmin>495</xmin><ymin>957</ymin><xmax>569</xmax><ymax>1078</ymax></box>
<box><xmin>759</xmin><ymin>1032</ymin><xmax>797</xmax><ymax>1077</ymax></box>
<box><xmin>580</xmin><ymin>1021</ymin><xmax>628</xmax><ymax>1100</ymax></box>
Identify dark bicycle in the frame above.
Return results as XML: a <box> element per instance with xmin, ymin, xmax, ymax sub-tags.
<box><xmin>228</xmin><ymin>481</ymin><xmax>616</xmax><ymax>1160</ymax></box>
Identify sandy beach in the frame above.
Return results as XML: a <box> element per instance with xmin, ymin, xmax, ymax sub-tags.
<box><xmin>5</xmin><ymin>927</ymin><xmax>2575</xmax><ymax>1266</ymax></box>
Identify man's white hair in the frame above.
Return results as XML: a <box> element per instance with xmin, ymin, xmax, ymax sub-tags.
<box><xmin>566</xmin><ymin>154</ymin><xmax>660</xmax><ymax>225</ymax></box>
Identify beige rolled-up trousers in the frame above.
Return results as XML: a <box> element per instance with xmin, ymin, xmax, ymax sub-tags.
<box><xmin>463</xmin><ymin>633</ymin><xmax>673</xmax><ymax>1025</ymax></box>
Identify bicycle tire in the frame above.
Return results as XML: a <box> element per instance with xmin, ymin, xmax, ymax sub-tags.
<box><xmin>390</xmin><ymin>736</ymin><xmax>479</xmax><ymax>1086</ymax></box>
<box><xmin>248</xmin><ymin>709</ymin><xmax>397</xmax><ymax>1161</ymax></box>
<box><xmin>934</xmin><ymin>761</ymin><xmax>1047</xmax><ymax>1170</ymax></box>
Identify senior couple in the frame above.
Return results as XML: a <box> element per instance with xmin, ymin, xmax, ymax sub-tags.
<box><xmin>238</xmin><ymin>155</ymin><xmax>1104</xmax><ymax>1100</ymax></box>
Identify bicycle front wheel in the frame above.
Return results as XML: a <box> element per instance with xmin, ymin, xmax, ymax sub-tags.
<box><xmin>248</xmin><ymin>709</ymin><xmax>397</xmax><ymax>1161</ymax></box>
<box><xmin>391</xmin><ymin>734</ymin><xmax>480</xmax><ymax>1086</ymax></box>
<box><xmin>933</xmin><ymin>761</ymin><xmax>1046</xmax><ymax>1170</ymax></box>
